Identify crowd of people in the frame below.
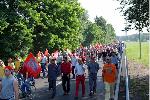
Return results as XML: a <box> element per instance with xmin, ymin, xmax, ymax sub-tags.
<box><xmin>0</xmin><ymin>41</ymin><xmax>124</xmax><ymax>100</ymax></box>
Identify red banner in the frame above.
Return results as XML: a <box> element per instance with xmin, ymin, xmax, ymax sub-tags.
<box><xmin>23</xmin><ymin>52</ymin><xmax>41</xmax><ymax>78</ymax></box>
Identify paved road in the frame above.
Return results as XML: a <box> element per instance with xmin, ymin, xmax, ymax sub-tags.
<box><xmin>21</xmin><ymin>59</ymin><xmax>105</xmax><ymax>100</ymax></box>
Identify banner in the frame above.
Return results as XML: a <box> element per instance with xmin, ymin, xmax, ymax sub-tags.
<box><xmin>23</xmin><ymin>52</ymin><xmax>41</xmax><ymax>78</ymax></box>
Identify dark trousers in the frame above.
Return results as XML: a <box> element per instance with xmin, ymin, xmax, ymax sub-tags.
<box><xmin>98</xmin><ymin>53</ymin><xmax>102</xmax><ymax>60</ymax></box>
<box><xmin>89</xmin><ymin>73</ymin><xmax>97</xmax><ymax>93</ymax></box>
<box><xmin>49</xmin><ymin>79</ymin><xmax>56</xmax><ymax>96</ymax></box>
<box><xmin>72</xmin><ymin>66</ymin><xmax>75</xmax><ymax>78</ymax></box>
<box><xmin>62</xmin><ymin>74</ymin><xmax>70</xmax><ymax>93</ymax></box>
<box><xmin>102</xmin><ymin>57</ymin><xmax>106</xmax><ymax>63</ymax></box>
<box><xmin>41</xmin><ymin>63</ymin><xmax>46</xmax><ymax>77</ymax></box>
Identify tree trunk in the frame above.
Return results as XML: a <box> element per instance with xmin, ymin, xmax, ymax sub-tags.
<box><xmin>139</xmin><ymin>29</ymin><xmax>141</xmax><ymax>59</ymax></box>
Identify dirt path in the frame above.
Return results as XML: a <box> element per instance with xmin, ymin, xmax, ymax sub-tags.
<box><xmin>128</xmin><ymin>60</ymin><xmax>149</xmax><ymax>100</ymax></box>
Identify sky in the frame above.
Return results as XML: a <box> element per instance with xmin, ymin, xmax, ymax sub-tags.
<box><xmin>78</xmin><ymin>0</ymin><xmax>139</xmax><ymax>36</ymax></box>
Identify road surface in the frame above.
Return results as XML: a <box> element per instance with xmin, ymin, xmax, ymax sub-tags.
<box><xmin>21</xmin><ymin>59</ymin><xmax>105</xmax><ymax>100</ymax></box>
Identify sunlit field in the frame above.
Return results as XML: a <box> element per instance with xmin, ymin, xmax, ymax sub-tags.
<box><xmin>125</xmin><ymin>42</ymin><xmax>149</xmax><ymax>67</ymax></box>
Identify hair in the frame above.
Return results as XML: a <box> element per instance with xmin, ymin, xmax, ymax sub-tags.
<box><xmin>78</xmin><ymin>58</ymin><xmax>83</xmax><ymax>64</ymax></box>
<box><xmin>63</xmin><ymin>56</ymin><xmax>68</xmax><ymax>60</ymax></box>
<box><xmin>5</xmin><ymin>66</ymin><xmax>13</xmax><ymax>70</ymax></box>
<box><xmin>51</xmin><ymin>58</ymin><xmax>56</xmax><ymax>62</ymax></box>
<box><xmin>106</xmin><ymin>56</ymin><xmax>111</xmax><ymax>62</ymax></box>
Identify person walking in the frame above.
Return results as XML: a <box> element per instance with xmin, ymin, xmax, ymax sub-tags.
<box><xmin>48</xmin><ymin>58</ymin><xmax>59</xmax><ymax>99</ymax></box>
<box><xmin>14</xmin><ymin>56</ymin><xmax>21</xmax><ymax>72</ymax></box>
<box><xmin>0</xmin><ymin>66</ymin><xmax>19</xmax><ymax>100</ymax></box>
<box><xmin>111</xmin><ymin>52</ymin><xmax>119</xmax><ymax>74</ymax></box>
<box><xmin>19</xmin><ymin>65</ymin><xmax>35</xmax><ymax>98</ymax></box>
<box><xmin>74</xmin><ymin>58</ymin><xmax>85</xmax><ymax>99</ymax></box>
<box><xmin>0</xmin><ymin>60</ymin><xmax>5</xmax><ymax>81</ymax></box>
<box><xmin>117</xmin><ymin>42</ymin><xmax>123</xmax><ymax>58</ymax></box>
<box><xmin>60</xmin><ymin>57</ymin><xmax>72</xmax><ymax>95</ymax></box>
<box><xmin>56</xmin><ymin>53</ymin><xmax>63</xmax><ymax>67</ymax></box>
<box><xmin>41</xmin><ymin>53</ymin><xmax>48</xmax><ymax>78</ymax></box>
<box><xmin>102</xmin><ymin>57</ymin><xmax>117</xmax><ymax>100</ymax></box>
<box><xmin>8</xmin><ymin>58</ymin><xmax>15</xmax><ymax>70</ymax></box>
<box><xmin>71</xmin><ymin>54</ymin><xmax>77</xmax><ymax>79</ymax></box>
<box><xmin>87</xmin><ymin>57</ymin><xmax>100</xmax><ymax>96</ymax></box>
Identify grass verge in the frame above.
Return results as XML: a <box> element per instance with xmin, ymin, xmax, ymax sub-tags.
<box><xmin>125</xmin><ymin>42</ymin><xmax>149</xmax><ymax>67</ymax></box>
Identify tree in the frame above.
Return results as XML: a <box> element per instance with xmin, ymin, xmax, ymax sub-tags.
<box><xmin>95</xmin><ymin>16</ymin><xmax>107</xmax><ymax>32</ymax></box>
<box><xmin>117</xmin><ymin>0</ymin><xmax>149</xmax><ymax>31</ymax></box>
<box><xmin>82</xmin><ymin>21</ymin><xmax>103</xmax><ymax>46</ymax></box>
<box><xmin>0</xmin><ymin>0</ymin><xmax>33</xmax><ymax>61</ymax></box>
<box><xmin>18</xmin><ymin>0</ymin><xmax>85</xmax><ymax>53</ymax></box>
<box><xmin>106</xmin><ymin>24</ymin><xmax>116</xmax><ymax>43</ymax></box>
<box><xmin>95</xmin><ymin>16</ymin><xmax>116</xmax><ymax>44</ymax></box>
<box><xmin>117</xmin><ymin>0</ymin><xmax>149</xmax><ymax>59</ymax></box>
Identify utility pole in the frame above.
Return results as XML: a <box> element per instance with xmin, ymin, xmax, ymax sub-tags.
<box><xmin>121</xmin><ymin>18</ymin><xmax>128</xmax><ymax>42</ymax></box>
<box><xmin>125</xmin><ymin>18</ymin><xmax>128</xmax><ymax>42</ymax></box>
<box><xmin>139</xmin><ymin>22</ymin><xmax>142</xmax><ymax>59</ymax></box>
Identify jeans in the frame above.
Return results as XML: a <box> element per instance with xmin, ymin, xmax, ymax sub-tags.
<box><xmin>21</xmin><ymin>77</ymin><xmax>34</xmax><ymax>94</ymax></box>
<box><xmin>89</xmin><ymin>73</ymin><xmax>97</xmax><ymax>93</ymax></box>
<box><xmin>49</xmin><ymin>79</ymin><xmax>56</xmax><ymax>97</ymax></box>
<box><xmin>41</xmin><ymin>63</ymin><xmax>46</xmax><ymax>77</ymax></box>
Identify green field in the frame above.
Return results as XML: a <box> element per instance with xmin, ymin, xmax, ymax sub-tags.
<box><xmin>125</xmin><ymin>42</ymin><xmax>149</xmax><ymax>67</ymax></box>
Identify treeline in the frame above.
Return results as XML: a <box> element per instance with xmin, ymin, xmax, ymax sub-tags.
<box><xmin>117</xmin><ymin>33</ymin><xmax>149</xmax><ymax>42</ymax></box>
<box><xmin>0</xmin><ymin>0</ymin><xmax>116</xmax><ymax>61</ymax></box>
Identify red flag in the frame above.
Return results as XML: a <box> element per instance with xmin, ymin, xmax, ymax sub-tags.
<box><xmin>23</xmin><ymin>52</ymin><xmax>41</xmax><ymax>78</ymax></box>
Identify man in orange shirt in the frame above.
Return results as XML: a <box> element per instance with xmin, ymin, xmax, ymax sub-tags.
<box><xmin>102</xmin><ymin>56</ymin><xmax>117</xmax><ymax>100</ymax></box>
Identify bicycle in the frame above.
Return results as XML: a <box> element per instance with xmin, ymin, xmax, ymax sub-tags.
<box><xmin>19</xmin><ymin>77</ymin><xmax>36</xmax><ymax>100</ymax></box>
<box><xmin>14</xmin><ymin>62</ymin><xmax>36</xmax><ymax>99</ymax></box>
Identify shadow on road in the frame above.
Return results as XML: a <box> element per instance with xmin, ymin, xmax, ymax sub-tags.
<box><xmin>31</xmin><ymin>77</ymin><xmax>105</xmax><ymax>100</ymax></box>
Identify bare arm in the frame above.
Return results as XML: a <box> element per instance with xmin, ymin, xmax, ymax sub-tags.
<box><xmin>13</xmin><ymin>80</ymin><xmax>19</xmax><ymax>100</ymax></box>
<box><xmin>26</xmin><ymin>72</ymin><xmax>28</xmax><ymax>79</ymax></box>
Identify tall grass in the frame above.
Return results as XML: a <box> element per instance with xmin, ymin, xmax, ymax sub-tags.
<box><xmin>125</xmin><ymin>42</ymin><xmax>149</xmax><ymax>67</ymax></box>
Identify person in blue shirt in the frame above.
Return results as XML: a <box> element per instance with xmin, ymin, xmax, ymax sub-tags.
<box><xmin>48</xmin><ymin>58</ymin><xmax>59</xmax><ymax>99</ymax></box>
<box><xmin>0</xmin><ymin>66</ymin><xmax>19</xmax><ymax>100</ymax></box>
<box><xmin>87</xmin><ymin>57</ymin><xmax>100</xmax><ymax>96</ymax></box>
<box><xmin>111</xmin><ymin>52</ymin><xmax>120</xmax><ymax>73</ymax></box>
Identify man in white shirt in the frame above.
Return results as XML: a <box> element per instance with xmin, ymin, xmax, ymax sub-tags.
<box><xmin>74</xmin><ymin>58</ymin><xmax>85</xmax><ymax>99</ymax></box>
